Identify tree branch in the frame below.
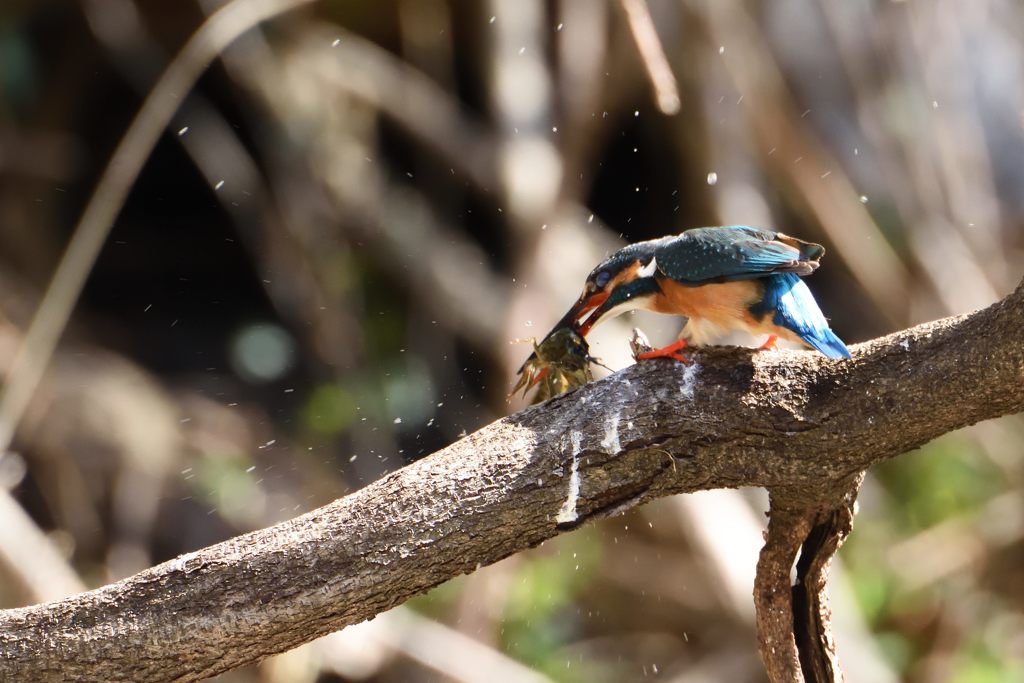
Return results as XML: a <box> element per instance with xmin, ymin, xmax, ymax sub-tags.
<box><xmin>791</xmin><ymin>482</ymin><xmax>859</xmax><ymax>683</ymax></box>
<box><xmin>755</xmin><ymin>478</ymin><xmax>861</xmax><ymax>683</ymax></box>
<box><xmin>754</xmin><ymin>503</ymin><xmax>810</xmax><ymax>683</ymax></box>
<box><xmin>1</xmin><ymin>280</ymin><xmax>1022</xmax><ymax>681</ymax></box>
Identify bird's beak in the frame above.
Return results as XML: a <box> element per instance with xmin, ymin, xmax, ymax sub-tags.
<box><xmin>558</xmin><ymin>290</ymin><xmax>609</xmax><ymax>335</ymax></box>
<box><xmin>576</xmin><ymin>291</ymin><xmax>612</xmax><ymax>336</ymax></box>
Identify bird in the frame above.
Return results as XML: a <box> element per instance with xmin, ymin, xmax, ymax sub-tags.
<box><xmin>551</xmin><ymin>225</ymin><xmax>851</xmax><ymax>361</ymax></box>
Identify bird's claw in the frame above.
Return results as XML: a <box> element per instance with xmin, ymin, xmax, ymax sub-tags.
<box><xmin>636</xmin><ymin>348</ymin><xmax>690</xmax><ymax>363</ymax></box>
<box><xmin>631</xmin><ymin>332</ymin><xmax>689</xmax><ymax>364</ymax></box>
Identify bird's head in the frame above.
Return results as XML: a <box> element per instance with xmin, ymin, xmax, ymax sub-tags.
<box><xmin>516</xmin><ymin>241</ymin><xmax>662</xmax><ymax>381</ymax></box>
<box><xmin>556</xmin><ymin>243</ymin><xmax>662</xmax><ymax>337</ymax></box>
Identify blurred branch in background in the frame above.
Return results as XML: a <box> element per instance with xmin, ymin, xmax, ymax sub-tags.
<box><xmin>0</xmin><ymin>0</ymin><xmax>317</xmax><ymax>458</ymax></box>
<box><xmin>304</xmin><ymin>606</ymin><xmax>556</xmax><ymax>683</ymax></box>
<box><xmin>618</xmin><ymin>0</ymin><xmax>680</xmax><ymax>115</ymax></box>
<box><xmin>85</xmin><ymin>0</ymin><xmax>367</xmax><ymax>371</ymax></box>
<box><xmin>701</xmin><ymin>0</ymin><xmax>911</xmax><ymax>325</ymax></box>
<box><xmin>0</xmin><ymin>485</ymin><xmax>85</xmax><ymax>602</ymax></box>
<box><xmin>0</xmin><ymin>0</ymin><xmax>315</xmax><ymax>609</ymax></box>
<box><xmin>0</xmin><ymin>0</ymin><xmax>1021</xmax><ymax>681</ymax></box>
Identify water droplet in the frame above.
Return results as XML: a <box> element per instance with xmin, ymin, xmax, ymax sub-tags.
<box><xmin>393</xmin><ymin>417</ymin><xmax>402</xmax><ymax>424</ymax></box>
<box><xmin>859</xmin><ymin>195</ymin><xmax>868</xmax><ymax>203</ymax></box>
<box><xmin>718</xmin><ymin>46</ymin><xmax>725</xmax><ymax>54</ymax></box>
<box><xmin>706</xmin><ymin>172</ymin><xmax>718</xmax><ymax>185</ymax></box>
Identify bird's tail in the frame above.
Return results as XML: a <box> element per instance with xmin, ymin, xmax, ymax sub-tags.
<box><xmin>762</xmin><ymin>273</ymin><xmax>852</xmax><ymax>359</ymax></box>
<box><xmin>801</xmin><ymin>327</ymin><xmax>851</xmax><ymax>359</ymax></box>
<box><xmin>775</xmin><ymin>232</ymin><xmax>825</xmax><ymax>264</ymax></box>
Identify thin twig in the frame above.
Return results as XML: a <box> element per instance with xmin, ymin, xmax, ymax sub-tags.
<box><xmin>619</xmin><ymin>0</ymin><xmax>681</xmax><ymax>114</ymax></box>
<box><xmin>364</xmin><ymin>607</ymin><xmax>555</xmax><ymax>683</ymax></box>
<box><xmin>0</xmin><ymin>0</ymin><xmax>315</xmax><ymax>456</ymax></box>
<box><xmin>702</xmin><ymin>0</ymin><xmax>910</xmax><ymax>325</ymax></box>
<box><xmin>0</xmin><ymin>491</ymin><xmax>85</xmax><ymax>602</ymax></box>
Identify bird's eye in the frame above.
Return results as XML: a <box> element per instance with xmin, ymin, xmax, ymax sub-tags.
<box><xmin>594</xmin><ymin>271</ymin><xmax>612</xmax><ymax>289</ymax></box>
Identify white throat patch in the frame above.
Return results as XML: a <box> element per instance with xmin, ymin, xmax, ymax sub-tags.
<box><xmin>637</xmin><ymin>256</ymin><xmax>658</xmax><ymax>279</ymax></box>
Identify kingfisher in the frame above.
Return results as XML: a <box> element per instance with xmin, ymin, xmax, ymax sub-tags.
<box><xmin>548</xmin><ymin>225</ymin><xmax>850</xmax><ymax>361</ymax></box>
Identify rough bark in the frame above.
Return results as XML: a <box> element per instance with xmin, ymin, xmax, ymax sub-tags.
<box><xmin>0</xmin><ymin>280</ymin><xmax>1022</xmax><ymax>682</ymax></box>
<box><xmin>755</xmin><ymin>479</ymin><xmax>861</xmax><ymax>683</ymax></box>
<box><xmin>754</xmin><ymin>504</ymin><xmax>811</xmax><ymax>683</ymax></box>
<box><xmin>791</xmin><ymin>483</ymin><xmax>859</xmax><ymax>683</ymax></box>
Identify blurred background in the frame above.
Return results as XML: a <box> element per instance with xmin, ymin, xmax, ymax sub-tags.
<box><xmin>1</xmin><ymin>0</ymin><xmax>1023</xmax><ymax>681</ymax></box>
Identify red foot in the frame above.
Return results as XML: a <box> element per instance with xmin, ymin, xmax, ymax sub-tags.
<box><xmin>636</xmin><ymin>338</ymin><xmax>689</xmax><ymax>363</ymax></box>
<box><xmin>758</xmin><ymin>335</ymin><xmax>779</xmax><ymax>351</ymax></box>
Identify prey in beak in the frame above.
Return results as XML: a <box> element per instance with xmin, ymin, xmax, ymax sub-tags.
<box><xmin>510</xmin><ymin>327</ymin><xmax>597</xmax><ymax>403</ymax></box>
<box><xmin>515</xmin><ymin>288</ymin><xmax>608</xmax><ymax>377</ymax></box>
<box><xmin>513</xmin><ymin>250</ymin><xmax>660</xmax><ymax>400</ymax></box>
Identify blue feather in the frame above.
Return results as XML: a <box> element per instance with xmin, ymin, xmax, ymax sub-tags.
<box><xmin>653</xmin><ymin>226</ymin><xmax>819</xmax><ymax>283</ymax></box>
<box><xmin>754</xmin><ymin>273</ymin><xmax>851</xmax><ymax>359</ymax></box>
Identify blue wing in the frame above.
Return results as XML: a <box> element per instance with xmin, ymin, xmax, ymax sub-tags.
<box><xmin>654</xmin><ymin>226</ymin><xmax>823</xmax><ymax>284</ymax></box>
<box><xmin>754</xmin><ymin>273</ymin><xmax>851</xmax><ymax>359</ymax></box>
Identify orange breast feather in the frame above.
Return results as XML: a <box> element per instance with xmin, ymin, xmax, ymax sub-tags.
<box><xmin>651</xmin><ymin>278</ymin><xmax>762</xmax><ymax>328</ymax></box>
<box><xmin>651</xmin><ymin>277</ymin><xmax>808</xmax><ymax>345</ymax></box>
